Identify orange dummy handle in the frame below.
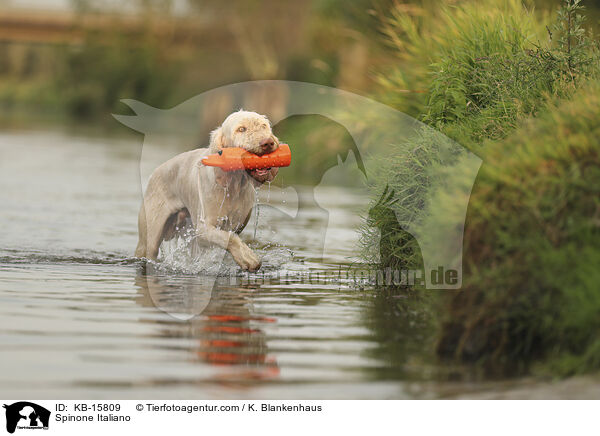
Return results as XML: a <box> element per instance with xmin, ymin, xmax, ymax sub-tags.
<box><xmin>201</xmin><ymin>144</ymin><xmax>291</xmax><ymax>171</ymax></box>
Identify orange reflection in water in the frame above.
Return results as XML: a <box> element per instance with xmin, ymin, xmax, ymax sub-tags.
<box><xmin>196</xmin><ymin>314</ymin><xmax>280</xmax><ymax>381</ymax></box>
<box><xmin>135</xmin><ymin>272</ymin><xmax>281</xmax><ymax>386</ymax></box>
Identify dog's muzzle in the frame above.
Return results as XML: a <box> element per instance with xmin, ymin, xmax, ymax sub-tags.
<box><xmin>256</xmin><ymin>137</ymin><xmax>277</xmax><ymax>155</ymax></box>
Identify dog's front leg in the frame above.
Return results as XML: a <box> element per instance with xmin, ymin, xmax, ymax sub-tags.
<box><xmin>197</xmin><ymin>224</ymin><xmax>261</xmax><ymax>272</ymax></box>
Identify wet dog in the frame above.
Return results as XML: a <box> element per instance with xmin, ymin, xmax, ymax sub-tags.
<box><xmin>135</xmin><ymin>110</ymin><xmax>279</xmax><ymax>271</ymax></box>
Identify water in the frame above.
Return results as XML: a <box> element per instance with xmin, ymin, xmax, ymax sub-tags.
<box><xmin>1</xmin><ymin>130</ymin><xmax>596</xmax><ymax>399</ymax></box>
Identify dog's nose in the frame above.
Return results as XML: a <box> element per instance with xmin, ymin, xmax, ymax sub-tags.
<box><xmin>259</xmin><ymin>138</ymin><xmax>276</xmax><ymax>154</ymax></box>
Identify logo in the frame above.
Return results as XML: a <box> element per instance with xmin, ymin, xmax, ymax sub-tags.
<box><xmin>3</xmin><ymin>402</ymin><xmax>50</xmax><ymax>434</ymax></box>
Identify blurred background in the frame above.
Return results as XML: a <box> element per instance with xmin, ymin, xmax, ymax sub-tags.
<box><xmin>0</xmin><ymin>0</ymin><xmax>394</xmax><ymax>127</ymax></box>
<box><xmin>1</xmin><ymin>0</ymin><xmax>595</xmax><ymax>126</ymax></box>
<box><xmin>2</xmin><ymin>0</ymin><xmax>598</xmax><ymax>182</ymax></box>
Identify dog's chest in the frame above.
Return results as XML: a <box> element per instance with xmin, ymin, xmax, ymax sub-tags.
<box><xmin>213</xmin><ymin>185</ymin><xmax>256</xmax><ymax>232</ymax></box>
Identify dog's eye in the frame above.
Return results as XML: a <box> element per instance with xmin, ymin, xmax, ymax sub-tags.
<box><xmin>237</xmin><ymin>126</ymin><xmax>247</xmax><ymax>133</ymax></box>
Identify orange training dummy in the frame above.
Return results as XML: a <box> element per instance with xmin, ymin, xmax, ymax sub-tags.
<box><xmin>201</xmin><ymin>144</ymin><xmax>291</xmax><ymax>172</ymax></box>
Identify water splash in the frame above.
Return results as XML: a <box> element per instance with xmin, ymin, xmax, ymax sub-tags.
<box><xmin>157</xmin><ymin>221</ymin><xmax>293</xmax><ymax>276</ymax></box>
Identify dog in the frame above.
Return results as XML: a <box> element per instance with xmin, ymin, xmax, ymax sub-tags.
<box><xmin>135</xmin><ymin>110</ymin><xmax>279</xmax><ymax>271</ymax></box>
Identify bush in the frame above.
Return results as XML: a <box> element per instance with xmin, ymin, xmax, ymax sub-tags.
<box><xmin>377</xmin><ymin>0</ymin><xmax>599</xmax><ymax>148</ymax></box>
<box><xmin>360</xmin><ymin>127</ymin><xmax>453</xmax><ymax>271</ymax></box>
<box><xmin>376</xmin><ymin>0</ymin><xmax>550</xmax><ymax>119</ymax></box>
<box><xmin>426</xmin><ymin>0</ymin><xmax>599</xmax><ymax>147</ymax></box>
<box><xmin>365</xmin><ymin>0</ymin><xmax>552</xmax><ymax>274</ymax></box>
<box><xmin>366</xmin><ymin>0</ymin><xmax>598</xmax><ymax>270</ymax></box>
<box><xmin>362</xmin><ymin>0</ymin><xmax>600</xmax><ymax>376</ymax></box>
<box><xmin>436</xmin><ymin>81</ymin><xmax>600</xmax><ymax>376</ymax></box>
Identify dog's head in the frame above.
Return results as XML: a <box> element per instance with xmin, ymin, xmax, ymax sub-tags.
<box><xmin>210</xmin><ymin>110</ymin><xmax>278</xmax><ymax>154</ymax></box>
<box><xmin>209</xmin><ymin>110</ymin><xmax>279</xmax><ymax>183</ymax></box>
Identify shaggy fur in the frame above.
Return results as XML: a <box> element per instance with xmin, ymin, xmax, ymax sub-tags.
<box><xmin>135</xmin><ymin>110</ymin><xmax>279</xmax><ymax>271</ymax></box>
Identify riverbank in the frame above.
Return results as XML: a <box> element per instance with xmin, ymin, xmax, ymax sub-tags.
<box><xmin>361</xmin><ymin>0</ymin><xmax>600</xmax><ymax>378</ymax></box>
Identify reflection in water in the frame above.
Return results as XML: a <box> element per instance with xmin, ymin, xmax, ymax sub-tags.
<box><xmin>135</xmin><ymin>267</ymin><xmax>280</xmax><ymax>387</ymax></box>
<box><xmin>364</xmin><ymin>288</ymin><xmax>436</xmax><ymax>381</ymax></box>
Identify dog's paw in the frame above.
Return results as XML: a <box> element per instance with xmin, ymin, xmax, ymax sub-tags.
<box><xmin>245</xmin><ymin>258</ymin><xmax>262</xmax><ymax>272</ymax></box>
<box><xmin>235</xmin><ymin>243</ymin><xmax>262</xmax><ymax>272</ymax></box>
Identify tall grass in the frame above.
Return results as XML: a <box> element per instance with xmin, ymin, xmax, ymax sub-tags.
<box><xmin>377</xmin><ymin>0</ymin><xmax>600</xmax><ymax>148</ymax></box>
<box><xmin>376</xmin><ymin>0</ymin><xmax>549</xmax><ymax>118</ymax></box>
<box><xmin>437</xmin><ymin>81</ymin><xmax>600</xmax><ymax>375</ymax></box>
<box><xmin>363</xmin><ymin>0</ymin><xmax>600</xmax><ymax>376</ymax></box>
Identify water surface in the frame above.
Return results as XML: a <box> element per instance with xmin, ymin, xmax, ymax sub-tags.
<box><xmin>0</xmin><ymin>130</ymin><xmax>426</xmax><ymax>399</ymax></box>
<box><xmin>1</xmin><ymin>130</ymin><xmax>596</xmax><ymax>399</ymax></box>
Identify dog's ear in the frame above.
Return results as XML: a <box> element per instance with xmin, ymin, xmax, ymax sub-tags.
<box><xmin>209</xmin><ymin>127</ymin><xmax>226</xmax><ymax>152</ymax></box>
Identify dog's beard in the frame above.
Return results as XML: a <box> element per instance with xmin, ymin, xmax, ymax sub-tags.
<box><xmin>247</xmin><ymin>168</ymin><xmax>272</xmax><ymax>183</ymax></box>
<box><xmin>241</xmin><ymin>140</ymin><xmax>277</xmax><ymax>183</ymax></box>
